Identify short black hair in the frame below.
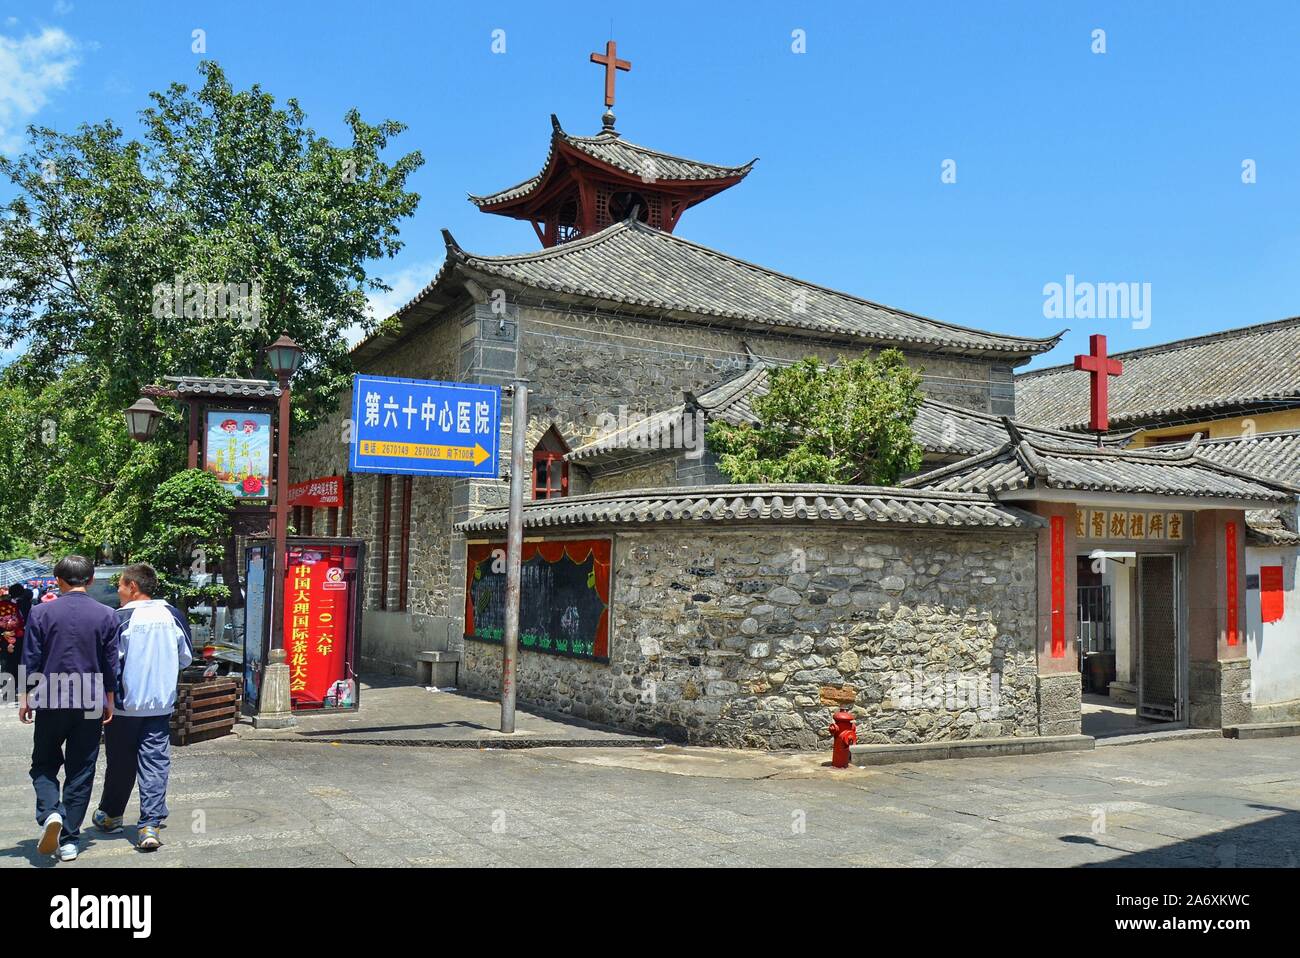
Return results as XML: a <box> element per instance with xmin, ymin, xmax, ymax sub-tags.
<box><xmin>119</xmin><ymin>563</ymin><xmax>159</xmax><ymax>599</ymax></box>
<box><xmin>53</xmin><ymin>555</ymin><xmax>94</xmax><ymax>587</ymax></box>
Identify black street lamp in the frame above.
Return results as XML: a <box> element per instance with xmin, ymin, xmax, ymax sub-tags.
<box><xmin>123</xmin><ymin>396</ymin><xmax>165</xmax><ymax>442</ymax></box>
<box><xmin>257</xmin><ymin>334</ymin><xmax>303</xmax><ymax>728</ymax></box>
<box><xmin>265</xmin><ymin>334</ymin><xmax>304</xmax><ymax>378</ymax></box>
<box><xmin>121</xmin><ymin>335</ymin><xmax>305</xmax><ymax>727</ymax></box>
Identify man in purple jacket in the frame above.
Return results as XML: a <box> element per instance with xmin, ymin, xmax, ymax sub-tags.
<box><xmin>19</xmin><ymin>555</ymin><xmax>119</xmax><ymax>862</ymax></box>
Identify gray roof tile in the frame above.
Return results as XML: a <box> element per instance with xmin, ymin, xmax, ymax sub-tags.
<box><xmin>1193</xmin><ymin>430</ymin><xmax>1300</xmax><ymax>484</ymax></box>
<box><xmin>455</xmin><ymin>484</ymin><xmax>1043</xmax><ymax>534</ymax></box>
<box><xmin>567</xmin><ymin>361</ymin><xmax>1128</xmax><ymax>466</ymax></box>
<box><xmin>905</xmin><ymin>429</ymin><xmax>1300</xmax><ymax>504</ymax></box>
<box><xmin>1015</xmin><ymin>317</ymin><xmax>1300</xmax><ymax>430</ymax></box>
<box><xmin>163</xmin><ymin>376</ymin><xmax>282</xmax><ymax>398</ymax></box>
<box><xmin>468</xmin><ymin>116</ymin><xmax>756</xmax><ymax>207</ymax></box>
<box><xmin>442</xmin><ymin>220</ymin><xmax>1062</xmax><ymax>358</ymax></box>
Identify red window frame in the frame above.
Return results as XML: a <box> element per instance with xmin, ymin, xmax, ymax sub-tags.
<box><xmin>532</xmin><ymin>450</ymin><xmax>569</xmax><ymax>499</ymax></box>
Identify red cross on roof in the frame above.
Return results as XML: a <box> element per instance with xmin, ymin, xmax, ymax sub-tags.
<box><xmin>590</xmin><ymin>40</ymin><xmax>631</xmax><ymax>109</ymax></box>
<box><xmin>1074</xmin><ymin>334</ymin><xmax>1123</xmax><ymax>431</ymax></box>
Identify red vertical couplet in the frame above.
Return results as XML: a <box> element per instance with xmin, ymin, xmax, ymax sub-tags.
<box><xmin>1225</xmin><ymin>521</ymin><xmax>1239</xmax><ymax>646</ymax></box>
<box><xmin>1050</xmin><ymin>515</ymin><xmax>1066</xmax><ymax>658</ymax></box>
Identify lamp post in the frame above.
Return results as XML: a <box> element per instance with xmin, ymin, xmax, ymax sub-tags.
<box><xmin>124</xmin><ymin>335</ymin><xmax>303</xmax><ymax>727</ymax></box>
<box><xmin>254</xmin><ymin>334</ymin><xmax>303</xmax><ymax>729</ymax></box>
<box><xmin>123</xmin><ymin>397</ymin><xmax>164</xmax><ymax>442</ymax></box>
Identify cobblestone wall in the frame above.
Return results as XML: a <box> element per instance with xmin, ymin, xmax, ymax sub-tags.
<box><xmin>462</xmin><ymin>524</ymin><xmax>1040</xmax><ymax>749</ymax></box>
<box><xmin>291</xmin><ymin>291</ymin><xmax>1021</xmax><ymax>677</ymax></box>
<box><xmin>517</xmin><ymin>304</ymin><xmax>1003</xmax><ymax>455</ymax></box>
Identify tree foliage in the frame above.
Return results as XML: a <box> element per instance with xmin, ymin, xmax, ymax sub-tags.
<box><xmin>707</xmin><ymin>351</ymin><xmax>925</xmax><ymax>486</ymax></box>
<box><xmin>0</xmin><ymin>60</ymin><xmax>423</xmax><ymax>556</ymax></box>
<box><xmin>134</xmin><ymin>469</ymin><xmax>235</xmax><ymax>613</ymax></box>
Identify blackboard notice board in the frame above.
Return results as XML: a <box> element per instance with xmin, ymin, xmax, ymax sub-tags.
<box><xmin>465</xmin><ymin>539</ymin><xmax>612</xmax><ymax>661</ymax></box>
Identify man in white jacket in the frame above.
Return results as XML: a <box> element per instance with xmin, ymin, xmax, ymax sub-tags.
<box><xmin>91</xmin><ymin>563</ymin><xmax>192</xmax><ymax>851</ymax></box>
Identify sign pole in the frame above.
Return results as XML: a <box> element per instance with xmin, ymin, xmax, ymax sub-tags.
<box><xmin>254</xmin><ymin>372</ymin><xmax>296</xmax><ymax>728</ymax></box>
<box><xmin>500</xmin><ymin>379</ymin><xmax>529</xmax><ymax>734</ymax></box>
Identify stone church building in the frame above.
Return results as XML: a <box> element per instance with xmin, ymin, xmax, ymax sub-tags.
<box><xmin>292</xmin><ymin>83</ymin><xmax>1297</xmax><ymax>751</ymax></box>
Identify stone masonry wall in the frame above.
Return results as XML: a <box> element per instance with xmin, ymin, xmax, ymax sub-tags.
<box><xmin>462</xmin><ymin>524</ymin><xmax>1039</xmax><ymax>749</ymax></box>
<box><xmin>518</xmin><ymin>304</ymin><xmax>1004</xmax><ymax>456</ymax></box>
<box><xmin>291</xmin><ymin>292</ymin><xmax>1021</xmax><ymax>676</ymax></box>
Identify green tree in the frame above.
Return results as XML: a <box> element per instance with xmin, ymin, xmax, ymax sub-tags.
<box><xmin>707</xmin><ymin>351</ymin><xmax>925</xmax><ymax>485</ymax></box>
<box><xmin>0</xmin><ymin>60</ymin><xmax>422</xmax><ymax>556</ymax></box>
<box><xmin>135</xmin><ymin>469</ymin><xmax>236</xmax><ymax>617</ymax></box>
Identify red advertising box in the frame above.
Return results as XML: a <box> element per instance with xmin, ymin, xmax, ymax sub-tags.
<box><xmin>244</xmin><ymin>538</ymin><xmax>364</xmax><ymax>714</ymax></box>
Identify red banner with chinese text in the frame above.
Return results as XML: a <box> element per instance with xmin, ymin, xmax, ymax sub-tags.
<box><xmin>1050</xmin><ymin>516</ymin><xmax>1066</xmax><ymax>657</ymax></box>
<box><xmin>288</xmin><ymin>475</ymin><xmax>344</xmax><ymax>508</ymax></box>
<box><xmin>284</xmin><ymin>549</ymin><xmax>350</xmax><ymax>707</ymax></box>
<box><xmin>1225</xmin><ymin>522</ymin><xmax>1239</xmax><ymax>646</ymax></box>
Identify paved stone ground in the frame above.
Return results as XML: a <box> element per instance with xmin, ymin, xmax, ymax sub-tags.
<box><xmin>246</xmin><ymin>683</ymin><xmax>662</xmax><ymax>748</ymax></box>
<box><xmin>1</xmin><ymin>708</ymin><xmax>1298</xmax><ymax>867</ymax></box>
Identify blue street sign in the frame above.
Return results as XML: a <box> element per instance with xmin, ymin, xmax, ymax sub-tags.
<box><xmin>349</xmin><ymin>374</ymin><xmax>501</xmax><ymax>478</ymax></box>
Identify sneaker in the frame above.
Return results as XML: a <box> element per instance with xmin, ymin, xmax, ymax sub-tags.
<box><xmin>92</xmin><ymin>809</ymin><xmax>123</xmax><ymax>834</ymax></box>
<box><xmin>137</xmin><ymin>826</ymin><xmax>161</xmax><ymax>851</ymax></box>
<box><xmin>37</xmin><ymin>812</ymin><xmax>63</xmax><ymax>856</ymax></box>
<box><xmin>58</xmin><ymin>843</ymin><xmax>78</xmax><ymax>861</ymax></box>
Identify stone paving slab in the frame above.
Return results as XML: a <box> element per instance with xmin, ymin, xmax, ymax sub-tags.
<box><xmin>1</xmin><ymin>704</ymin><xmax>1299</xmax><ymax>867</ymax></box>
<box><xmin>240</xmin><ymin>682</ymin><xmax>662</xmax><ymax>748</ymax></box>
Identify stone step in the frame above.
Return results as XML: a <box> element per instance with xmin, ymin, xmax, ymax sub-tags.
<box><xmin>850</xmin><ymin>734</ymin><xmax>1093</xmax><ymax>766</ymax></box>
<box><xmin>1095</xmin><ymin>728</ymin><xmax>1220</xmax><ymax>747</ymax></box>
<box><xmin>1222</xmin><ymin>721</ymin><xmax>1300</xmax><ymax>740</ymax></box>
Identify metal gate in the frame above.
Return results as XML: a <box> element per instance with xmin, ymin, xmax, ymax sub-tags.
<box><xmin>1138</xmin><ymin>553</ymin><xmax>1181</xmax><ymax>721</ymax></box>
<box><xmin>1077</xmin><ymin>585</ymin><xmax>1112</xmax><ymax>655</ymax></box>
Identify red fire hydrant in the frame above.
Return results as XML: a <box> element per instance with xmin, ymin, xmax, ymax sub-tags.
<box><xmin>828</xmin><ymin>709</ymin><xmax>857</xmax><ymax>768</ymax></box>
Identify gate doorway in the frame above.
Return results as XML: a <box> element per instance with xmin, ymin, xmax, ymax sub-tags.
<box><xmin>1078</xmin><ymin>547</ymin><xmax>1187</xmax><ymax>737</ymax></box>
<box><xmin>1137</xmin><ymin>553</ymin><xmax>1182</xmax><ymax>722</ymax></box>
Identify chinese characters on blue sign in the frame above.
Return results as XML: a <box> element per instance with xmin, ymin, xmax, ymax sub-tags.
<box><xmin>349</xmin><ymin>374</ymin><xmax>501</xmax><ymax>478</ymax></box>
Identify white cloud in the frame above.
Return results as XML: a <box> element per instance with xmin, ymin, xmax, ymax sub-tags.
<box><xmin>53</xmin><ymin>1</ymin><xmax>74</xmax><ymax>15</ymax></box>
<box><xmin>345</xmin><ymin>259</ymin><xmax>440</xmax><ymax>347</ymax></box>
<box><xmin>0</xmin><ymin>27</ymin><xmax>80</xmax><ymax>154</ymax></box>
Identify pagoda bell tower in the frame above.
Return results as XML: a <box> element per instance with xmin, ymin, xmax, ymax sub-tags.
<box><xmin>468</xmin><ymin>40</ymin><xmax>756</xmax><ymax>247</ymax></box>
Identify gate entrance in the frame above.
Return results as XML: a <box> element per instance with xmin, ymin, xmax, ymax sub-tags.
<box><xmin>1137</xmin><ymin>553</ymin><xmax>1182</xmax><ymax>721</ymax></box>
<box><xmin>1078</xmin><ymin>541</ymin><xmax>1188</xmax><ymax>737</ymax></box>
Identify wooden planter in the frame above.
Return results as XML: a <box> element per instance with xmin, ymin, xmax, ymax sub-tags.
<box><xmin>171</xmin><ymin>676</ymin><xmax>243</xmax><ymax>746</ymax></box>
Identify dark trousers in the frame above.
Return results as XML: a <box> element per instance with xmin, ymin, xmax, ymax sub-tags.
<box><xmin>30</xmin><ymin>708</ymin><xmax>103</xmax><ymax>844</ymax></box>
<box><xmin>98</xmin><ymin>714</ymin><xmax>173</xmax><ymax>828</ymax></box>
<box><xmin>0</xmin><ymin>641</ymin><xmax>21</xmax><ymax>683</ymax></box>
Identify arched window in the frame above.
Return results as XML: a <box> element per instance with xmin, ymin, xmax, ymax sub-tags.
<box><xmin>532</xmin><ymin>426</ymin><xmax>570</xmax><ymax>500</ymax></box>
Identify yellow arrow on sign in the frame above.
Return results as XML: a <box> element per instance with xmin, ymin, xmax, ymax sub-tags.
<box><xmin>359</xmin><ymin>440</ymin><xmax>489</xmax><ymax>466</ymax></box>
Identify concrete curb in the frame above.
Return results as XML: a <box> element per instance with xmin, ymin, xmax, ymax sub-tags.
<box><xmin>1223</xmin><ymin>722</ymin><xmax>1300</xmax><ymax>740</ymax></box>
<box><xmin>240</xmin><ymin>734</ymin><xmax>666</xmax><ymax>749</ymax></box>
<box><xmin>1095</xmin><ymin>728</ymin><xmax>1221</xmax><ymax>747</ymax></box>
<box><xmin>850</xmin><ymin>734</ymin><xmax>1093</xmax><ymax>766</ymax></box>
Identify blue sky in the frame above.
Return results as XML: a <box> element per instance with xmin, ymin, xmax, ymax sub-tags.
<box><xmin>3</xmin><ymin>0</ymin><xmax>1298</xmax><ymax>370</ymax></box>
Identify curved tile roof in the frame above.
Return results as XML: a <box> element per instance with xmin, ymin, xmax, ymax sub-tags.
<box><xmin>905</xmin><ymin>430</ymin><xmax>1299</xmax><ymax>504</ymax></box>
<box><xmin>469</xmin><ymin>115</ymin><xmax>756</xmax><ymax>208</ymax></box>
<box><xmin>1015</xmin><ymin>317</ymin><xmax>1300</xmax><ymax>430</ymax></box>
<box><xmin>455</xmin><ymin>484</ymin><xmax>1043</xmax><ymax>533</ymax></box>
<box><xmin>566</xmin><ymin>361</ymin><xmax>1130</xmax><ymax>466</ymax></box>
<box><xmin>446</xmin><ymin>220</ymin><xmax>1062</xmax><ymax>358</ymax></box>
<box><xmin>163</xmin><ymin>376</ymin><xmax>282</xmax><ymax>398</ymax></box>
<box><xmin>1193</xmin><ymin>430</ymin><xmax>1300</xmax><ymax>483</ymax></box>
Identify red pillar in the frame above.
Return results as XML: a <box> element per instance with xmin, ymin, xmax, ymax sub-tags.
<box><xmin>1030</xmin><ymin>502</ymin><xmax>1081</xmax><ymax>736</ymax></box>
<box><xmin>1186</xmin><ymin>509</ymin><xmax>1251</xmax><ymax>728</ymax></box>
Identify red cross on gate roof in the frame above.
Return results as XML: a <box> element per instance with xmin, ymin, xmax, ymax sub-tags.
<box><xmin>1074</xmin><ymin>333</ymin><xmax>1123</xmax><ymax>431</ymax></box>
<box><xmin>590</xmin><ymin>40</ymin><xmax>631</xmax><ymax>108</ymax></box>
